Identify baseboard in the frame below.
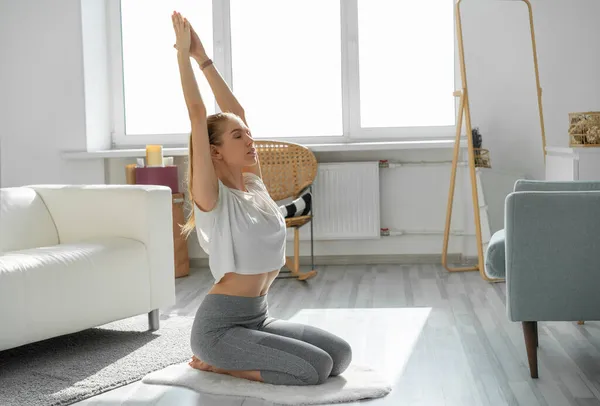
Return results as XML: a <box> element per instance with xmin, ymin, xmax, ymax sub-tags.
<box><xmin>460</xmin><ymin>256</ymin><xmax>479</xmax><ymax>264</ymax></box>
<box><xmin>189</xmin><ymin>253</ymin><xmax>463</xmax><ymax>269</ymax></box>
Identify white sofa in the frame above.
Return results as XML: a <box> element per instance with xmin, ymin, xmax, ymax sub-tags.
<box><xmin>0</xmin><ymin>184</ymin><xmax>177</xmax><ymax>352</ymax></box>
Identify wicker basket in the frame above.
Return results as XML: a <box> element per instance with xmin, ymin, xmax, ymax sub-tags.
<box><xmin>568</xmin><ymin>111</ymin><xmax>600</xmax><ymax>147</ymax></box>
<box><xmin>474</xmin><ymin>148</ymin><xmax>491</xmax><ymax>168</ymax></box>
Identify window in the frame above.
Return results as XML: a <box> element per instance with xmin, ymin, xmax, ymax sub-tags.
<box><xmin>357</xmin><ymin>0</ymin><xmax>455</xmax><ymax>128</ymax></box>
<box><xmin>109</xmin><ymin>0</ymin><xmax>455</xmax><ymax>147</ymax></box>
<box><xmin>230</xmin><ymin>0</ymin><xmax>343</xmax><ymax>139</ymax></box>
<box><xmin>117</xmin><ymin>0</ymin><xmax>215</xmax><ymax>138</ymax></box>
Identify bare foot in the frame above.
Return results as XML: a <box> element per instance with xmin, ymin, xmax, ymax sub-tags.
<box><xmin>188</xmin><ymin>355</ymin><xmax>263</xmax><ymax>382</ymax></box>
<box><xmin>188</xmin><ymin>355</ymin><xmax>214</xmax><ymax>372</ymax></box>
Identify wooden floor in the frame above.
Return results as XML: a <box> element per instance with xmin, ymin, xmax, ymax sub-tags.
<box><xmin>75</xmin><ymin>264</ymin><xmax>600</xmax><ymax>406</ymax></box>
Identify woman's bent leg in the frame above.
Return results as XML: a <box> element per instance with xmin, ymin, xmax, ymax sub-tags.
<box><xmin>259</xmin><ymin>318</ymin><xmax>352</xmax><ymax>376</ymax></box>
<box><xmin>192</xmin><ymin>326</ymin><xmax>333</xmax><ymax>385</ymax></box>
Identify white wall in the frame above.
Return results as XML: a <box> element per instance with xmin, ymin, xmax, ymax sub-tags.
<box><xmin>81</xmin><ymin>0</ymin><xmax>112</xmax><ymax>152</ymax></box>
<box><xmin>534</xmin><ymin>1</ymin><xmax>600</xmax><ymax>149</ymax></box>
<box><xmin>0</xmin><ymin>0</ymin><xmax>105</xmax><ymax>188</ymax></box>
<box><xmin>462</xmin><ymin>0</ymin><xmax>600</xmax><ymax>181</ymax></box>
<box><xmin>2</xmin><ymin>0</ymin><xmax>599</xmax><ymax>261</ymax></box>
<box><xmin>105</xmin><ymin>148</ymin><xmax>521</xmax><ymax>262</ymax></box>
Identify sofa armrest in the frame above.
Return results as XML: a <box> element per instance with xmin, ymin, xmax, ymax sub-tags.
<box><xmin>505</xmin><ymin>190</ymin><xmax>600</xmax><ymax>322</ymax></box>
<box><xmin>30</xmin><ymin>184</ymin><xmax>176</xmax><ymax>308</ymax></box>
<box><xmin>514</xmin><ymin>179</ymin><xmax>600</xmax><ymax>192</ymax></box>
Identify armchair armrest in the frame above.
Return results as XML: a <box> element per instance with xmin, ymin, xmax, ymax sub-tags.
<box><xmin>505</xmin><ymin>190</ymin><xmax>600</xmax><ymax>322</ymax></box>
<box><xmin>30</xmin><ymin>184</ymin><xmax>175</xmax><ymax>307</ymax></box>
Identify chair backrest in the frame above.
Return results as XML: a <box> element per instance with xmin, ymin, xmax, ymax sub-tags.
<box><xmin>514</xmin><ymin>180</ymin><xmax>600</xmax><ymax>192</ymax></box>
<box><xmin>254</xmin><ymin>140</ymin><xmax>317</xmax><ymax>201</ymax></box>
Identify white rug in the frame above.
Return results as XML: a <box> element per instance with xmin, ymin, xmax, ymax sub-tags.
<box><xmin>142</xmin><ymin>362</ymin><xmax>392</xmax><ymax>405</ymax></box>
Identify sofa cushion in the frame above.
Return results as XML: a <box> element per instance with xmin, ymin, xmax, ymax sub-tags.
<box><xmin>0</xmin><ymin>187</ymin><xmax>59</xmax><ymax>252</ymax></box>
<box><xmin>485</xmin><ymin>229</ymin><xmax>506</xmax><ymax>279</ymax></box>
<box><xmin>0</xmin><ymin>237</ymin><xmax>152</xmax><ymax>351</ymax></box>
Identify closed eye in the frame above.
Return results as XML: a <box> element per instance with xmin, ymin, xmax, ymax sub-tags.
<box><xmin>232</xmin><ymin>128</ymin><xmax>251</xmax><ymax>139</ymax></box>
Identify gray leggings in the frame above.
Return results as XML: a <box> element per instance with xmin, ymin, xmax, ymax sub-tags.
<box><xmin>190</xmin><ymin>293</ymin><xmax>352</xmax><ymax>385</ymax></box>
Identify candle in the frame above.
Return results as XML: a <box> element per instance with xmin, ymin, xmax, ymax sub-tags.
<box><xmin>125</xmin><ymin>164</ymin><xmax>136</xmax><ymax>184</ymax></box>
<box><xmin>146</xmin><ymin>145</ymin><xmax>163</xmax><ymax>167</ymax></box>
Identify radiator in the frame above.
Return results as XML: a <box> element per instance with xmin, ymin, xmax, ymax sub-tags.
<box><xmin>295</xmin><ymin>162</ymin><xmax>381</xmax><ymax>241</ymax></box>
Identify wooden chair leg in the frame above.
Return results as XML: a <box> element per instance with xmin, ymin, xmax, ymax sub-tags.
<box><xmin>294</xmin><ymin>228</ymin><xmax>317</xmax><ymax>281</ymax></box>
<box><xmin>309</xmin><ymin>197</ymin><xmax>315</xmax><ymax>273</ymax></box>
<box><xmin>523</xmin><ymin>321</ymin><xmax>539</xmax><ymax>378</ymax></box>
<box><xmin>294</xmin><ymin>228</ymin><xmax>300</xmax><ymax>272</ymax></box>
<box><xmin>283</xmin><ymin>230</ymin><xmax>300</xmax><ymax>275</ymax></box>
<box><xmin>282</xmin><ymin>227</ymin><xmax>317</xmax><ymax>281</ymax></box>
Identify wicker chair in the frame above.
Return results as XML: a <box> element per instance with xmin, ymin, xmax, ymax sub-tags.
<box><xmin>254</xmin><ymin>140</ymin><xmax>318</xmax><ymax>281</ymax></box>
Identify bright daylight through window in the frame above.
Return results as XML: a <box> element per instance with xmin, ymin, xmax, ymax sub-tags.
<box><xmin>115</xmin><ymin>0</ymin><xmax>455</xmax><ymax>144</ymax></box>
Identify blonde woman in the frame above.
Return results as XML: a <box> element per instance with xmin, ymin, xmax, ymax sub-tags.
<box><xmin>171</xmin><ymin>12</ymin><xmax>352</xmax><ymax>385</ymax></box>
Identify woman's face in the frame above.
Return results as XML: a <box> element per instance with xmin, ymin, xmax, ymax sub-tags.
<box><xmin>215</xmin><ymin>117</ymin><xmax>257</xmax><ymax>167</ymax></box>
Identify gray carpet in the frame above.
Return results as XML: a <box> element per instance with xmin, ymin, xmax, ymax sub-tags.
<box><xmin>0</xmin><ymin>314</ymin><xmax>194</xmax><ymax>406</ymax></box>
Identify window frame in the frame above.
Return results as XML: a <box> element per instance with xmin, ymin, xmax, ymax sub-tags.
<box><xmin>107</xmin><ymin>0</ymin><xmax>457</xmax><ymax>148</ymax></box>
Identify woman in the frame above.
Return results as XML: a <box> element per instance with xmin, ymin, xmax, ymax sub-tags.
<box><xmin>171</xmin><ymin>12</ymin><xmax>352</xmax><ymax>386</ymax></box>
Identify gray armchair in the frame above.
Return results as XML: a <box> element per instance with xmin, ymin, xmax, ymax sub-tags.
<box><xmin>485</xmin><ymin>180</ymin><xmax>600</xmax><ymax>379</ymax></box>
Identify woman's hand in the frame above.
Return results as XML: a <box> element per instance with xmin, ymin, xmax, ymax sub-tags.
<box><xmin>172</xmin><ymin>11</ymin><xmax>191</xmax><ymax>55</ymax></box>
<box><xmin>189</xmin><ymin>24</ymin><xmax>209</xmax><ymax>63</ymax></box>
<box><xmin>173</xmin><ymin>18</ymin><xmax>208</xmax><ymax>63</ymax></box>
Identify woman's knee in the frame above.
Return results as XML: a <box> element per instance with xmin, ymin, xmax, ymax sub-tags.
<box><xmin>263</xmin><ymin>350</ymin><xmax>332</xmax><ymax>385</ymax></box>
<box><xmin>330</xmin><ymin>338</ymin><xmax>353</xmax><ymax>376</ymax></box>
<box><xmin>313</xmin><ymin>351</ymin><xmax>334</xmax><ymax>384</ymax></box>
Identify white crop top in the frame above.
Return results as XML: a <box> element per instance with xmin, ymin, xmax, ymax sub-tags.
<box><xmin>194</xmin><ymin>172</ymin><xmax>286</xmax><ymax>284</ymax></box>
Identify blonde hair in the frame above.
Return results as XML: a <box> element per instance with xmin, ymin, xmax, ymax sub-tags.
<box><xmin>180</xmin><ymin>112</ymin><xmax>239</xmax><ymax>238</ymax></box>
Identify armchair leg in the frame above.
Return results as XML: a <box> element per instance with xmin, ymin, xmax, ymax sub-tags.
<box><xmin>523</xmin><ymin>321</ymin><xmax>539</xmax><ymax>378</ymax></box>
<box><xmin>148</xmin><ymin>309</ymin><xmax>160</xmax><ymax>331</ymax></box>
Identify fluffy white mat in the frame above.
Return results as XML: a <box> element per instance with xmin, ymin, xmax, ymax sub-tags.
<box><xmin>142</xmin><ymin>362</ymin><xmax>392</xmax><ymax>405</ymax></box>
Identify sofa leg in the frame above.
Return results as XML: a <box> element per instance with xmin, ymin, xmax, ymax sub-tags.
<box><xmin>148</xmin><ymin>309</ymin><xmax>160</xmax><ymax>331</ymax></box>
<box><xmin>523</xmin><ymin>321</ymin><xmax>538</xmax><ymax>378</ymax></box>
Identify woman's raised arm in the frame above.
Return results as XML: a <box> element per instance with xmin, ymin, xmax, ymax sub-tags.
<box><xmin>186</xmin><ymin>22</ymin><xmax>262</xmax><ymax>179</ymax></box>
<box><xmin>173</xmin><ymin>12</ymin><xmax>219</xmax><ymax>211</ymax></box>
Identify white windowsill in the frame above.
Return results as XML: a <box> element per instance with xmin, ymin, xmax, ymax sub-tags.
<box><xmin>62</xmin><ymin>139</ymin><xmax>466</xmax><ymax>160</ymax></box>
